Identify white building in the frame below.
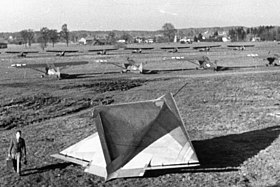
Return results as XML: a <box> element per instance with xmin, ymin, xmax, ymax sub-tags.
<box><xmin>78</xmin><ymin>38</ymin><xmax>86</xmax><ymax>45</ymax></box>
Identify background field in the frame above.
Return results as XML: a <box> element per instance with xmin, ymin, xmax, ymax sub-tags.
<box><xmin>1</xmin><ymin>42</ymin><xmax>280</xmax><ymax>187</ymax></box>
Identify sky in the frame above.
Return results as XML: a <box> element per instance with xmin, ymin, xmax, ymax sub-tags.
<box><xmin>0</xmin><ymin>0</ymin><xmax>280</xmax><ymax>32</ymax></box>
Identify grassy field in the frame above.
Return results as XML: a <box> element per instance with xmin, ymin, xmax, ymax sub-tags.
<box><xmin>1</xmin><ymin>42</ymin><xmax>280</xmax><ymax>186</ymax></box>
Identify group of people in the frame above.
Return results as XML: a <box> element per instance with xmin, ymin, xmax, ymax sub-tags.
<box><xmin>7</xmin><ymin>130</ymin><xmax>27</xmax><ymax>176</ymax></box>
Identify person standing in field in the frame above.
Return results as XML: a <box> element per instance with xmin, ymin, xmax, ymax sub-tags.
<box><xmin>8</xmin><ymin>130</ymin><xmax>27</xmax><ymax>176</ymax></box>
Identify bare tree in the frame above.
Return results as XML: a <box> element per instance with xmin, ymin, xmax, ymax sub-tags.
<box><xmin>49</xmin><ymin>29</ymin><xmax>59</xmax><ymax>47</ymax></box>
<box><xmin>162</xmin><ymin>23</ymin><xmax>177</xmax><ymax>42</ymax></box>
<box><xmin>60</xmin><ymin>24</ymin><xmax>70</xmax><ymax>46</ymax></box>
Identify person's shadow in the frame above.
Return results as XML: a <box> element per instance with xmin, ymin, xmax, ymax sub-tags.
<box><xmin>21</xmin><ymin>162</ymin><xmax>73</xmax><ymax>176</ymax></box>
<box><xmin>145</xmin><ymin>125</ymin><xmax>280</xmax><ymax>177</ymax></box>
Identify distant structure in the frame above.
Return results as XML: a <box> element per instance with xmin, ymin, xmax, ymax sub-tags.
<box><xmin>82</xmin><ymin>37</ymin><xmax>107</xmax><ymax>45</ymax></box>
<box><xmin>117</xmin><ymin>39</ymin><xmax>126</xmax><ymax>43</ymax></box>
<box><xmin>78</xmin><ymin>38</ymin><xmax>86</xmax><ymax>45</ymax></box>
<box><xmin>180</xmin><ymin>37</ymin><xmax>192</xmax><ymax>44</ymax></box>
<box><xmin>85</xmin><ymin>37</ymin><xmax>95</xmax><ymax>45</ymax></box>
<box><xmin>251</xmin><ymin>37</ymin><xmax>261</xmax><ymax>42</ymax></box>
<box><xmin>93</xmin><ymin>38</ymin><xmax>107</xmax><ymax>45</ymax></box>
<box><xmin>134</xmin><ymin>37</ymin><xmax>154</xmax><ymax>44</ymax></box>
<box><xmin>0</xmin><ymin>38</ymin><xmax>8</xmax><ymax>48</ymax></box>
<box><xmin>222</xmin><ymin>36</ymin><xmax>230</xmax><ymax>42</ymax></box>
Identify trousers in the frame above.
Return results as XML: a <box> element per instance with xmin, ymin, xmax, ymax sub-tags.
<box><xmin>11</xmin><ymin>153</ymin><xmax>21</xmax><ymax>174</ymax></box>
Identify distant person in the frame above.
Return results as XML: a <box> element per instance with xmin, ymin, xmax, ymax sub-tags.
<box><xmin>8</xmin><ymin>130</ymin><xmax>27</xmax><ymax>176</ymax></box>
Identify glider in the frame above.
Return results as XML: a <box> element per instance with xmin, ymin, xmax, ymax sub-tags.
<box><xmin>5</xmin><ymin>51</ymin><xmax>39</xmax><ymax>58</ymax></box>
<box><xmin>265</xmin><ymin>54</ymin><xmax>280</xmax><ymax>66</ymax></box>
<box><xmin>46</xmin><ymin>50</ymin><xmax>79</xmax><ymax>57</ymax></box>
<box><xmin>163</xmin><ymin>55</ymin><xmax>218</xmax><ymax>70</ymax></box>
<box><xmin>193</xmin><ymin>45</ymin><xmax>221</xmax><ymax>52</ymax></box>
<box><xmin>52</xmin><ymin>93</ymin><xmax>199</xmax><ymax>181</ymax></box>
<box><xmin>160</xmin><ymin>46</ymin><xmax>190</xmax><ymax>53</ymax></box>
<box><xmin>248</xmin><ymin>52</ymin><xmax>280</xmax><ymax>66</ymax></box>
<box><xmin>227</xmin><ymin>44</ymin><xmax>255</xmax><ymax>51</ymax></box>
<box><xmin>96</xmin><ymin>57</ymin><xmax>145</xmax><ymax>74</ymax></box>
<box><xmin>11</xmin><ymin>61</ymin><xmax>89</xmax><ymax>79</ymax></box>
<box><xmin>125</xmin><ymin>47</ymin><xmax>154</xmax><ymax>54</ymax></box>
<box><xmin>88</xmin><ymin>48</ymin><xmax>118</xmax><ymax>55</ymax></box>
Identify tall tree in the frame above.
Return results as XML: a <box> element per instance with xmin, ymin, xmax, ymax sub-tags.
<box><xmin>26</xmin><ymin>29</ymin><xmax>34</xmax><ymax>46</ymax></box>
<box><xmin>20</xmin><ymin>30</ymin><xmax>28</xmax><ymax>46</ymax></box>
<box><xmin>229</xmin><ymin>29</ymin><xmax>237</xmax><ymax>41</ymax></box>
<box><xmin>38</xmin><ymin>27</ymin><xmax>49</xmax><ymax>50</ymax></box>
<box><xmin>178</xmin><ymin>30</ymin><xmax>185</xmax><ymax>39</ymax></box>
<box><xmin>162</xmin><ymin>23</ymin><xmax>177</xmax><ymax>42</ymax></box>
<box><xmin>120</xmin><ymin>32</ymin><xmax>133</xmax><ymax>43</ymax></box>
<box><xmin>61</xmin><ymin>24</ymin><xmax>70</xmax><ymax>46</ymax></box>
<box><xmin>197</xmin><ymin>33</ymin><xmax>203</xmax><ymax>41</ymax></box>
<box><xmin>213</xmin><ymin>31</ymin><xmax>219</xmax><ymax>37</ymax></box>
<box><xmin>49</xmin><ymin>29</ymin><xmax>59</xmax><ymax>47</ymax></box>
<box><xmin>106</xmin><ymin>31</ymin><xmax>116</xmax><ymax>44</ymax></box>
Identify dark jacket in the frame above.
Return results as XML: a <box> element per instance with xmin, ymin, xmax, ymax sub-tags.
<box><xmin>9</xmin><ymin>137</ymin><xmax>26</xmax><ymax>158</ymax></box>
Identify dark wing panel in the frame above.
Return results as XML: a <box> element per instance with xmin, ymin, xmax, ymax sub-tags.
<box><xmin>177</xmin><ymin>46</ymin><xmax>190</xmax><ymax>49</ymax></box>
<box><xmin>161</xmin><ymin>47</ymin><xmax>189</xmax><ymax>50</ymax></box>
<box><xmin>46</xmin><ymin>50</ymin><xmax>79</xmax><ymax>53</ymax></box>
<box><xmin>46</xmin><ymin>50</ymin><xmax>63</xmax><ymax>52</ymax></box>
<box><xmin>227</xmin><ymin>45</ymin><xmax>242</xmax><ymax>47</ymax></box>
<box><xmin>53</xmin><ymin>61</ymin><xmax>89</xmax><ymax>67</ymax></box>
<box><xmin>6</xmin><ymin>51</ymin><xmax>39</xmax><ymax>54</ymax></box>
<box><xmin>160</xmin><ymin>47</ymin><xmax>175</xmax><ymax>50</ymax></box>
<box><xmin>243</xmin><ymin>45</ymin><xmax>255</xmax><ymax>47</ymax></box>
<box><xmin>227</xmin><ymin>45</ymin><xmax>255</xmax><ymax>47</ymax></box>
<box><xmin>88</xmin><ymin>48</ymin><xmax>117</xmax><ymax>52</ymax></box>
<box><xmin>193</xmin><ymin>46</ymin><xmax>207</xmax><ymax>49</ymax></box>
<box><xmin>25</xmin><ymin>51</ymin><xmax>39</xmax><ymax>53</ymax></box>
<box><xmin>193</xmin><ymin>45</ymin><xmax>221</xmax><ymax>49</ymax></box>
<box><xmin>141</xmin><ymin>47</ymin><xmax>154</xmax><ymax>50</ymax></box>
<box><xmin>6</xmin><ymin>51</ymin><xmax>21</xmax><ymax>54</ymax></box>
<box><xmin>105</xmin><ymin>48</ymin><xmax>118</xmax><ymax>51</ymax></box>
<box><xmin>125</xmin><ymin>47</ymin><xmax>154</xmax><ymax>50</ymax></box>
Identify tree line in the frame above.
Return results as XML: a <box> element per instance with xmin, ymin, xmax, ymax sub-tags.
<box><xmin>159</xmin><ymin>24</ymin><xmax>280</xmax><ymax>42</ymax></box>
<box><xmin>18</xmin><ymin>24</ymin><xmax>70</xmax><ymax>49</ymax></box>
<box><xmin>15</xmin><ymin>22</ymin><xmax>178</xmax><ymax>47</ymax></box>
<box><xmin>13</xmin><ymin>24</ymin><xmax>280</xmax><ymax>47</ymax></box>
<box><xmin>227</xmin><ymin>26</ymin><xmax>280</xmax><ymax>42</ymax></box>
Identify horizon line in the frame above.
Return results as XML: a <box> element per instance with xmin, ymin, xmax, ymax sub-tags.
<box><xmin>0</xmin><ymin>25</ymin><xmax>279</xmax><ymax>33</ymax></box>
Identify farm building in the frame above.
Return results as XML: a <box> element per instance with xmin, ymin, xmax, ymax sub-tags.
<box><xmin>0</xmin><ymin>38</ymin><xmax>8</xmax><ymax>48</ymax></box>
<box><xmin>85</xmin><ymin>37</ymin><xmax>107</xmax><ymax>45</ymax></box>
<box><xmin>78</xmin><ymin>38</ymin><xmax>86</xmax><ymax>45</ymax></box>
<box><xmin>93</xmin><ymin>38</ymin><xmax>107</xmax><ymax>45</ymax></box>
<box><xmin>117</xmin><ymin>39</ymin><xmax>126</xmax><ymax>43</ymax></box>
<box><xmin>85</xmin><ymin>37</ymin><xmax>95</xmax><ymax>45</ymax></box>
